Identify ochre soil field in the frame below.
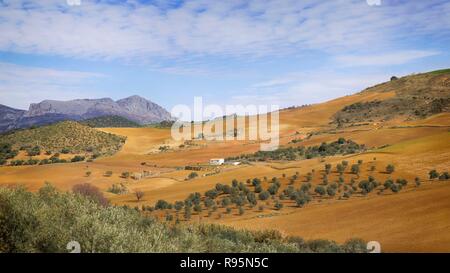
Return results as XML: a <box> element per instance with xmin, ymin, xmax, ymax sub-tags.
<box><xmin>218</xmin><ymin>182</ymin><xmax>450</xmax><ymax>253</ymax></box>
<box><xmin>0</xmin><ymin>91</ymin><xmax>449</xmax><ymax>252</ymax></box>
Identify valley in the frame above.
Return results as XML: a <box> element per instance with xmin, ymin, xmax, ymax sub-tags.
<box><xmin>1</xmin><ymin>70</ymin><xmax>449</xmax><ymax>252</ymax></box>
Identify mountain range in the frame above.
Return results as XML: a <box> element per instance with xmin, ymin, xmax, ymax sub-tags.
<box><xmin>0</xmin><ymin>95</ymin><xmax>172</xmax><ymax>133</ymax></box>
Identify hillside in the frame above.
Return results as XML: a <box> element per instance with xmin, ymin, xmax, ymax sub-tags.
<box><xmin>80</xmin><ymin>115</ymin><xmax>141</xmax><ymax>128</ymax></box>
<box><xmin>332</xmin><ymin>69</ymin><xmax>450</xmax><ymax>126</ymax></box>
<box><xmin>0</xmin><ymin>184</ymin><xmax>367</xmax><ymax>253</ymax></box>
<box><xmin>0</xmin><ymin>69</ymin><xmax>449</xmax><ymax>252</ymax></box>
<box><xmin>0</xmin><ymin>121</ymin><xmax>126</xmax><ymax>156</ymax></box>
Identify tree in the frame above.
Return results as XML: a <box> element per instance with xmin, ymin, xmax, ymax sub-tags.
<box><xmin>72</xmin><ymin>183</ymin><xmax>109</xmax><ymax>207</ymax></box>
<box><xmin>258</xmin><ymin>190</ymin><xmax>270</xmax><ymax>200</ymax></box>
<box><xmin>104</xmin><ymin>170</ymin><xmax>113</xmax><ymax>177</ymax></box>
<box><xmin>390</xmin><ymin>183</ymin><xmax>401</xmax><ymax>193</ymax></box>
<box><xmin>187</xmin><ymin>172</ymin><xmax>198</xmax><ymax>180</ymax></box>
<box><xmin>252</xmin><ymin>178</ymin><xmax>262</xmax><ymax>187</ymax></box>
<box><xmin>322</xmin><ymin>175</ymin><xmax>328</xmax><ymax>186</ymax></box>
<box><xmin>357</xmin><ymin>160</ymin><xmax>363</xmax><ymax>165</ymax></box>
<box><xmin>155</xmin><ymin>199</ymin><xmax>170</xmax><ymax>210</ymax></box>
<box><xmin>254</xmin><ymin>184</ymin><xmax>263</xmax><ymax>193</ymax></box>
<box><xmin>27</xmin><ymin>146</ymin><xmax>41</xmax><ymax>156</ymax></box>
<box><xmin>121</xmin><ymin>171</ymin><xmax>130</xmax><ymax>179</ymax></box>
<box><xmin>415</xmin><ymin>177</ymin><xmax>421</xmax><ymax>187</ymax></box>
<box><xmin>174</xmin><ymin>201</ymin><xmax>184</xmax><ymax>211</ymax></box>
<box><xmin>274</xmin><ymin>200</ymin><xmax>283</xmax><ymax>210</ymax></box>
<box><xmin>326</xmin><ymin>186</ymin><xmax>336</xmax><ymax>197</ymax></box>
<box><xmin>439</xmin><ymin>172</ymin><xmax>450</xmax><ymax>180</ymax></box>
<box><xmin>336</xmin><ymin>164</ymin><xmax>345</xmax><ymax>175</ymax></box>
<box><xmin>71</xmin><ymin>155</ymin><xmax>85</xmax><ymax>162</ymax></box>
<box><xmin>135</xmin><ymin>190</ymin><xmax>145</xmax><ymax>201</ymax></box>
<box><xmin>221</xmin><ymin>197</ymin><xmax>231</xmax><ymax>207</ymax></box>
<box><xmin>194</xmin><ymin>204</ymin><xmax>202</xmax><ymax>214</ymax></box>
<box><xmin>204</xmin><ymin>197</ymin><xmax>215</xmax><ymax>208</ymax></box>
<box><xmin>232</xmin><ymin>179</ymin><xmax>239</xmax><ymax>188</ymax></box>
<box><xmin>247</xmin><ymin>192</ymin><xmax>257</xmax><ymax>206</ymax></box>
<box><xmin>358</xmin><ymin>180</ymin><xmax>376</xmax><ymax>194</ymax></box>
<box><xmin>396</xmin><ymin>178</ymin><xmax>408</xmax><ymax>187</ymax></box>
<box><xmin>314</xmin><ymin>186</ymin><xmax>326</xmax><ymax>196</ymax></box>
<box><xmin>429</xmin><ymin>170</ymin><xmax>439</xmax><ymax>180</ymax></box>
<box><xmin>300</xmin><ymin>184</ymin><xmax>310</xmax><ymax>193</ymax></box>
<box><xmin>184</xmin><ymin>205</ymin><xmax>191</xmax><ymax>220</ymax></box>
<box><xmin>325</xmin><ymin>164</ymin><xmax>332</xmax><ymax>174</ymax></box>
<box><xmin>386</xmin><ymin>164</ymin><xmax>395</xmax><ymax>174</ymax></box>
<box><xmin>205</xmin><ymin>189</ymin><xmax>219</xmax><ymax>199</ymax></box>
<box><xmin>85</xmin><ymin>171</ymin><xmax>92</xmax><ymax>177</ymax></box>
<box><xmin>295</xmin><ymin>196</ymin><xmax>306</xmax><ymax>207</ymax></box>
<box><xmin>268</xmin><ymin>184</ymin><xmax>279</xmax><ymax>195</ymax></box>
<box><xmin>215</xmin><ymin>183</ymin><xmax>224</xmax><ymax>192</ymax></box>
<box><xmin>351</xmin><ymin>164</ymin><xmax>360</xmax><ymax>176</ymax></box>
<box><xmin>383</xmin><ymin>179</ymin><xmax>393</xmax><ymax>189</ymax></box>
<box><xmin>238</xmin><ymin>206</ymin><xmax>245</xmax><ymax>215</ymax></box>
<box><xmin>232</xmin><ymin>195</ymin><xmax>245</xmax><ymax>207</ymax></box>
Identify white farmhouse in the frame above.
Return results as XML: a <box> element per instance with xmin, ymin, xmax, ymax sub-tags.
<box><xmin>209</xmin><ymin>158</ymin><xmax>225</xmax><ymax>165</ymax></box>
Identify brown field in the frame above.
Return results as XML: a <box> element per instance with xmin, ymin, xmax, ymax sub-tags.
<box><xmin>1</xmin><ymin>89</ymin><xmax>449</xmax><ymax>253</ymax></box>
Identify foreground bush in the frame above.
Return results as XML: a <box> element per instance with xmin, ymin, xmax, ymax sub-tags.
<box><xmin>0</xmin><ymin>184</ymin><xmax>367</xmax><ymax>253</ymax></box>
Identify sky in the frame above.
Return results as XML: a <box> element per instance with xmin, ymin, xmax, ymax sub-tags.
<box><xmin>0</xmin><ymin>0</ymin><xmax>449</xmax><ymax>113</ymax></box>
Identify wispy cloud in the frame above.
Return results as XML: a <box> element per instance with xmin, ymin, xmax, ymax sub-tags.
<box><xmin>233</xmin><ymin>70</ymin><xmax>390</xmax><ymax>108</ymax></box>
<box><xmin>0</xmin><ymin>62</ymin><xmax>106</xmax><ymax>109</ymax></box>
<box><xmin>335</xmin><ymin>50</ymin><xmax>440</xmax><ymax>67</ymax></box>
<box><xmin>0</xmin><ymin>0</ymin><xmax>448</xmax><ymax>63</ymax></box>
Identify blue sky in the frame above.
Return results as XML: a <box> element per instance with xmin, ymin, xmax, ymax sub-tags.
<box><xmin>0</xmin><ymin>0</ymin><xmax>449</xmax><ymax>112</ymax></box>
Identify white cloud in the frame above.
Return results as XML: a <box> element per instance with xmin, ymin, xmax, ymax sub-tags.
<box><xmin>335</xmin><ymin>50</ymin><xmax>440</xmax><ymax>67</ymax></box>
<box><xmin>0</xmin><ymin>62</ymin><xmax>106</xmax><ymax>109</ymax></box>
<box><xmin>0</xmin><ymin>0</ymin><xmax>448</xmax><ymax>62</ymax></box>
<box><xmin>231</xmin><ymin>70</ymin><xmax>390</xmax><ymax>108</ymax></box>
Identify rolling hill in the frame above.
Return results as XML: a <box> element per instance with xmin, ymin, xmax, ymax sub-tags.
<box><xmin>0</xmin><ymin>69</ymin><xmax>448</xmax><ymax>252</ymax></box>
<box><xmin>332</xmin><ymin>70</ymin><xmax>450</xmax><ymax>126</ymax></box>
<box><xmin>0</xmin><ymin>121</ymin><xmax>126</xmax><ymax>156</ymax></box>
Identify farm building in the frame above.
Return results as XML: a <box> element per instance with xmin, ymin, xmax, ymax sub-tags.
<box><xmin>209</xmin><ymin>158</ymin><xmax>225</xmax><ymax>165</ymax></box>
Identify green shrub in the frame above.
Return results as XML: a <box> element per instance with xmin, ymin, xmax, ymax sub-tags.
<box><xmin>314</xmin><ymin>186</ymin><xmax>326</xmax><ymax>196</ymax></box>
<box><xmin>71</xmin><ymin>155</ymin><xmax>85</xmax><ymax>162</ymax></box>
<box><xmin>155</xmin><ymin>200</ymin><xmax>170</xmax><ymax>210</ymax></box>
<box><xmin>439</xmin><ymin>172</ymin><xmax>449</xmax><ymax>180</ymax></box>
<box><xmin>26</xmin><ymin>146</ymin><xmax>41</xmax><ymax>156</ymax></box>
<box><xmin>188</xmin><ymin>172</ymin><xmax>199</xmax><ymax>180</ymax></box>
<box><xmin>386</xmin><ymin>164</ymin><xmax>395</xmax><ymax>174</ymax></box>
<box><xmin>107</xmin><ymin>183</ymin><xmax>128</xmax><ymax>195</ymax></box>
<box><xmin>274</xmin><ymin>200</ymin><xmax>283</xmax><ymax>210</ymax></box>
<box><xmin>351</xmin><ymin>164</ymin><xmax>360</xmax><ymax>175</ymax></box>
<box><xmin>258</xmin><ymin>190</ymin><xmax>270</xmax><ymax>201</ymax></box>
<box><xmin>0</xmin><ymin>184</ymin><xmax>369</xmax><ymax>253</ymax></box>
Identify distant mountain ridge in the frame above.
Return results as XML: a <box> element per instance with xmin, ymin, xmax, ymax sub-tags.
<box><xmin>0</xmin><ymin>95</ymin><xmax>172</xmax><ymax>133</ymax></box>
